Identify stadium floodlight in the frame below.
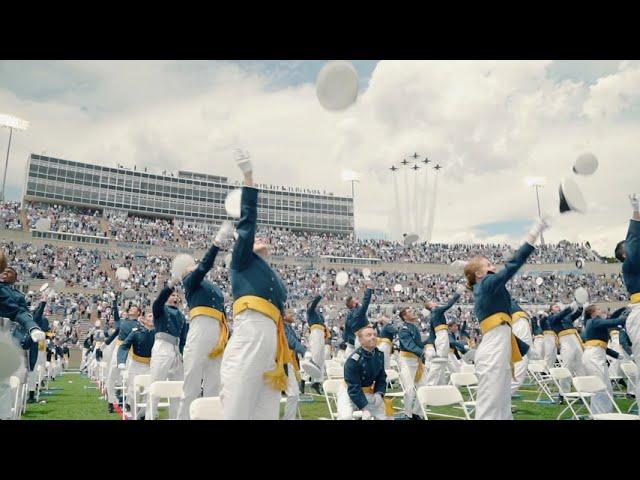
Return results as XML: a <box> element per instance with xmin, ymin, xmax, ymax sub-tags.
<box><xmin>1</xmin><ymin>113</ymin><xmax>30</xmax><ymax>202</ymax></box>
<box><xmin>341</xmin><ymin>169</ymin><xmax>359</xmax><ymax>183</ymax></box>
<box><xmin>524</xmin><ymin>176</ymin><xmax>547</xmax><ymax>245</ymax></box>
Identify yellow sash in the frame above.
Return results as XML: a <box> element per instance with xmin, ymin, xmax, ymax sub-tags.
<box><xmin>39</xmin><ymin>341</ymin><xmax>46</xmax><ymax>352</ymax></box>
<box><xmin>343</xmin><ymin>380</ymin><xmax>375</xmax><ymax>394</ymax></box>
<box><xmin>480</xmin><ymin>312</ymin><xmax>523</xmax><ymax>374</ymax></box>
<box><xmin>311</xmin><ymin>323</ymin><xmax>330</xmax><ymax>340</ymax></box>
<box><xmin>559</xmin><ymin>328</ymin><xmax>584</xmax><ymax>351</ymax></box>
<box><xmin>131</xmin><ymin>352</ymin><xmax>151</xmax><ymax>365</ymax></box>
<box><xmin>584</xmin><ymin>339</ymin><xmax>607</xmax><ymax>350</ymax></box>
<box><xmin>377</xmin><ymin>338</ymin><xmax>393</xmax><ymax>347</ymax></box>
<box><xmin>543</xmin><ymin>330</ymin><xmax>560</xmax><ymax>347</ymax></box>
<box><xmin>400</xmin><ymin>351</ymin><xmax>424</xmax><ymax>383</ymax></box>
<box><xmin>511</xmin><ymin>311</ymin><xmax>529</xmax><ymax>324</ymax></box>
<box><xmin>630</xmin><ymin>292</ymin><xmax>640</xmax><ymax>304</ymax></box>
<box><xmin>434</xmin><ymin>324</ymin><xmax>448</xmax><ymax>332</ymax></box>
<box><xmin>189</xmin><ymin>306</ymin><xmax>229</xmax><ymax>359</ymax></box>
<box><xmin>233</xmin><ymin>295</ymin><xmax>288</xmax><ymax>392</ymax></box>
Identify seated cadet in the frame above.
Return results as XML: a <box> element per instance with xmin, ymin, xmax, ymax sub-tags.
<box><xmin>337</xmin><ymin>326</ymin><xmax>388</xmax><ymax>420</ymax></box>
<box><xmin>377</xmin><ymin>316</ymin><xmax>397</xmax><ymax>370</ymax></box>
<box><xmin>283</xmin><ymin>311</ymin><xmax>309</xmax><ymax>420</ymax></box>
<box><xmin>398</xmin><ymin>307</ymin><xmax>428</xmax><ymax>420</ymax></box>
<box><xmin>424</xmin><ymin>286</ymin><xmax>464</xmax><ymax>386</ymax></box>
<box><xmin>581</xmin><ymin>305</ymin><xmax>627</xmax><ymax>414</ymax></box>
<box><xmin>344</xmin><ymin>285</ymin><xmax>374</xmax><ymax>356</ymax></box>
<box><xmin>306</xmin><ymin>294</ymin><xmax>328</xmax><ymax>392</ymax></box>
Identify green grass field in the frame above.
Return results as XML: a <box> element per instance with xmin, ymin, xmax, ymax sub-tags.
<box><xmin>21</xmin><ymin>371</ymin><xmax>637</xmax><ymax>420</ymax></box>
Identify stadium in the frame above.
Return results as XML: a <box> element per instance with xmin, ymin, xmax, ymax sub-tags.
<box><xmin>1</xmin><ymin>60</ymin><xmax>639</xmax><ymax>422</ymax></box>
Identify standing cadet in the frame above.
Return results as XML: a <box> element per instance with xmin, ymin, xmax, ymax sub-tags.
<box><xmin>509</xmin><ymin>299</ymin><xmax>533</xmax><ymax>395</ymax></box>
<box><xmin>540</xmin><ymin>309</ymin><xmax>559</xmax><ymax>371</ymax></box>
<box><xmin>531</xmin><ymin>314</ymin><xmax>545</xmax><ymax>361</ymax></box>
<box><xmin>220</xmin><ymin>150</ymin><xmax>289</xmax><ymax>420</ymax></box>
<box><xmin>343</xmin><ymin>285</ymin><xmax>374</xmax><ymax>356</ymax></box>
<box><xmin>117</xmin><ymin>311</ymin><xmax>155</xmax><ymax>419</ymax></box>
<box><xmin>148</xmin><ymin>283</ymin><xmax>188</xmax><ymax>420</ymax></box>
<box><xmin>306</xmin><ymin>294</ymin><xmax>327</xmax><ymax>393</ymax></box>
<box><xmin>377</xmin><ymin>316</ymin><xmax>397</xmax><ymax>369</ymax></box>
<box><xmin>283</xmin><ymin>310</ymin><xmax>308</xmax><ymax>420</ymax></box>
<box><xmin>397</xmin><ymin>307</ymin><xmax>428</xmax><ymax>420</ymax></box>
<box><xmin>337</xmin><ymin>325</ymin><xmax>388</xmax><ymax>420</ymax></box>
<box><xmin>614</xmin><ymin>194</ymin><xmax>640</xmax><ymax>402</ymax></box>
<box><xmin>463</xmin><ymin>217</ymin><xmax>547</xmax><ymax>420</ymax></box>
<box><xmin>176</xmin><ymin>221</ymin><xmax>234</xmax><ymax>420</ymax></box>
<box><xmin>28</xmin><ymin>295</ymin><xmax>50</xmax><ymax>402</ymax></box>
<box><xmin>424</xmin><ymin>287</ymin><xmax>464</xmax><ymax>386</ymax></box>
<box><xmin>550</xmin><ymin>301</ymin><xmax>585</xmax><ymax>391</ymax></box>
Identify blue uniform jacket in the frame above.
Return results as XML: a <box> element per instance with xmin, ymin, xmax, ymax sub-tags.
<box><xmin>532</xmin><ymin>317</ymin><xmax>543</xmax><ymax>336</ymax></box>
<box><xmin>583</xmin><ymin>316</ymin><xmax>626</xmax><ymax>344</ymax></box>
<box><xmin>622</xmin><ymin>219</ymin><xmax>640</xmax><ymax>296</ymax></box>
<box><xmin>306</xmin><ymin>295</ymin><xmax>325</xmax><ymax>326</ymax></box>
<box><xmin>284</xmin><ymin>323</ymin><xmax>307</xmax><ymax>356</ymax></box>
<box><xmin>344</xmin><ymin>288</ymin><xmax>373</xmax><ymax>345</ymax></box>
<box><xmin>182</xmin><ymin>243</ymin><xmax>224</xmax><ymax>311</ymax></box>
<box><xmin>117</xmin><ymin>324</ymin><xmax>156</xmax><ymax>364</ymax></box>
<box><xmin>429</xmin><ymin>293</ymin><xmax>461</xmax><ymax>330</ymax></box>
<box><xmin>0</xmin><ymin>282</ymin><xmax>38</xmax><ymax>333</ymax></box>
<box><xmin>379</xmin><ymin>323</ymin><xmax>397</xmax><ymax>341</ymax></box>
<box><xmin>152</xmin><ymin>286</ymin><xmax>188</xmax><ymax>354</ymax></box>
<box><xmin>549</xmin><ymin>306</ymin><xmax>580</xmax><ymax>333</ymax></box>
<box><xmin>105</xmin><ymin>299</ymin><xmax>136</xmax><ymax>344</ymax></box>
<box><xmin>230</xmin><ymin>187</ymin><xmax>287</xmax><ymax>313</ymax></box>
<box><xmin>343</xmin><ymin>347</ymin><xmax>386</xmax><ymax>409</ymax></box>
<box><xmin>398</xmin><ymin>322</ymin><xmax>425</xmax><ymax>359</ymax></box>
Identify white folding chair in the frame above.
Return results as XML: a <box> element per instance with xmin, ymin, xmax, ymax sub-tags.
<box><xmin>449</xmin><ymin>372</ymin><xmax>478</xmax><ymax>416</ymax></box>
<box><xmin>146</xmin><ymin>380</ymin><xmax>184</xmax><ymax>420</ymax></box>
<box><xmin>460</xmin><ymin>364</ymin><xmax>476</xmax><ymax>375</ymax></box>
<box><xmin>548</xmin><ymin>367</ymin><xmax>588</xmax><ymax>420</ymax></box>
<box><xmin>132</xmin><ymin>374</ymin><xmax>152</xmax><ymax>420</ymax></box>
<box><xmin>322</xmin><ymin>379</ymin><xmax>342</xmax><ymax>420</ymax></box>
<box><xmin>190</xmin><ymin>397</ymin><xmax>223</xmax><ymax>420</ymax></box>
<box><xmin>417</xmin><ymin>385</ymin><xmax>471</xmax><ymax>420</ymax></box>
<box><xmin>383</xmin><ymin>369</ymin><xmax>405</xmax><ymax>413</ymax></box>
<box><xmin>525</xmin><ymin>361</ymin><xmax>556</xmax><ymax>403</ymax></box>
<box><xmin>326</xmin><ymin>366</ymin><xmax>344</xmax><ymax>380</ymax></box>
<box><xmin>9</xmin><ymin>376</ymin><xmax>21</xmax><ymax>420</ymax></box>
<box><xmin>324</xmin><ymin>359</ymin><xmax>341</xmax><ymax>372</ymax></box>
<box><xmin>620</xmin><ymin>362</ymin><xmax>638</xmax><ymax>413</ymax></box>
<box><xmin>572</xmin><ymin>375</ymin><xmax>639</xmax><ymax>420</ymax></box>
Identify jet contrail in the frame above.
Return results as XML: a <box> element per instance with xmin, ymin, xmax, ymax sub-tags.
<box><xmin>412</xmin><ymin>166</ymin><xmax>420</xmax><ymax>233</ymax></box>
<box><xmin>402</xmin><ymin>162</ymin><xmax>410</xmax><ymax>235</ymax></box>
<box><xmin>418</xmin><ymin>161</ymin><xmax>430</xmax><ymax>238</ymax></box>
<box><xmin>425</xmin><ymin>168</ymin><xmax>440</xmax><ymax>243</ymax></box>
<box><xmin>391</xmin><ymin>169</ymin><xmax>404</xmax><ymax>237</ymax></box>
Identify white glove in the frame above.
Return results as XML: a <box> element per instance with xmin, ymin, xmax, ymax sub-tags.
<box><xmin>214</xmin><ymin>221</ymin><xmax>235</xmax><ymax>246</ymax></box>
<box><xmin>455</xmin><ymin>284</ymin><xmax>466</xmax><ymax>296</ymax></box>
<box><xmin>528</xmin><ymin>216</ymin><xmax>551</xmax><ymax>241</ymax></box>
<box><xmin>30</xmin><ymin>329</ymin><xmax>45</xmax><ymax>343</ymax></box>
<box><xmin>570</xmin><ymin>300</ymin><xmax>579</xmax><ymax>312</ymax></box>
<box><xmin>166</xmin><ymin>277</ymin><xmax>177</xmax><ymax>289</ymax></box>
<box><xmin>630</xmin><ymin>193</ymin><xmax>639</xmax><ymax>212</ymax></box>
<box><xmin>370</xmin><ymin>393</ymin><xmax>384</xmax><ymax>408</ymax></box>
<box><xmin>233</xmin><ymin>148</ymin><xmax>252</xmax><ymax>174</ymax></box>
<box><xmin>118</xmin><ymin>363</ymin><xmax>126</xmax><ymax>370</ymax></box>
<box><xmin>360</xmin><ymin>410</ymin><xmax>372</xmax><ymax>420</ymax></box>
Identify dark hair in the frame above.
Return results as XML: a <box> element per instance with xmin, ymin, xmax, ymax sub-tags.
<box><xmin>399</xmin><ymin>307</ymin><xmax>409</xmax><ymax>321</ymax></box>
<box><xmin>345</xmin><ymin>296</ymin><xmax>354</xmax><ymax>308</ymax></box>
<box><xmin>584</xmin><ymin>305</ymin><xmax>598</xmax><ymax>319</ymax></box>
<box><xmin>615</xmin><ymin>241</ymin><xmax>626</xmax><ymax>263</ymax></box>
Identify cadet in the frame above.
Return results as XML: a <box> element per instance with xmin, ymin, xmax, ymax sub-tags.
<box><xmin>283</xmin><ymin>311</ymin><xmax>308</xmax><ymax>420</ymax></box>
<box><xmin>397</xmin><ymin>306</ymin><xmax>428</xmax><ymax>420</ymax></box>
<box><xmin>376</xmin><ymin>316</ymin><xmax>397</xmax><ymax>369</ymax></box>
<box><xmin>306</xmin><ymin>294</ymin><xmax>327</xmax><ymax>391</ymax></box>
<box><xmin>344</xmin><ymin>285</ymin><xmax>374</xmax><ymax>356</ymax></box>
<box><xmin>550</xmin><ymin>301</ymin><xmax>585</xmax><ymax>391</ymax></box>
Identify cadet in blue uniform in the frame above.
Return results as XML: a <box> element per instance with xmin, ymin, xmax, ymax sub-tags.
<box><xmin>28</xmin><ymin>296</ymin><xmax>50</xmax><ymax>402</ymax></box>
<box><xmin>581</xmin><ymin>305</ymin><xmax>627</xmax><ymax>414</ymax></box>
<box><xmin>397</xmin><ymin>307</ymin><xmax>428</xmax><ymax>419</ymax></box>
<box><xmin>463</xmin><ymin>217</ymin><xmax>547</xmax><ymax>420</ymax></box>
<box><xmin>105</xmin><ymin>295</ymin><xmax>141</xmax><ymax>414</ymax></box>
<box><xmin>447</xmin><ymin>322</ymin><xmax>469</xmax><ymax>374</ymax></box>
<box><xmin>148</xmin><ymin>284</ymin><xmax>188</xmax><ymax>420</ymax></box>
<box><xmin>282</xmin><ymin>311</ymin><xmax>307</xmax><ymax>420</ymax></box>
<box><xmin>424</xmin><ymin>287</ymin><xmax>464</xmax><ymax>386</ymax></box>
<box><xmin>0</xmin><ymin>266</ymin><xmax>45</xmax><ymax>343</ymax></box>
<box><xmin>306</xmin><ymin>294</ymin><xmax>328</xmax><ymax>389</ymax></box>
<box><xmin>614</xmin><ymin>194</ymin><xmax>640</xmax><ymax>402</ymax></box>
<box><xmin>377</xmin><ymin>316</ymin><xmax>397</xmax><ymax>369</ymax></box>
<box><xmin>220</xmin><ymin>151</ymin><xmax>289</xmax><ymax>420</ymax></box>
<box><xmin>117</xmin><ymin>311</ymin><xmax>155</xmax><ymax>419</ymax></box>
<box><xmin>176</xmin><ymin>221</ymin><xmax>233</xmax><ymax>420</ymax></box>
<box><xmin>344</xmin><ymin>286</ymin><xmax>374</xmax><ymax>356</ymax></box>
<box><xmin>531</xmin><ymin>314</ymin><xmax>545</xmax><ymax>361</ymax></box>
<box><xmin>337</xmin><ymin>325</ymin><xmax>388</xmax><ymax>420</ymax></box>
<box><xmin>550</xmin><ymin>301</ymin><xmax>585</xmax><ymax>388</ymax></box>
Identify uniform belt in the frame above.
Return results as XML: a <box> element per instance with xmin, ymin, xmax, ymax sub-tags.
<box><xmin>39</xmin><ymin>341</ymin><xmax>46</xmax><ymax>351</ymax></box>
<box><xmin>434</xmin><ymin>324</ymin><xmax>448</xmax><ymax>332</ymax></box>
<box><xmin>189</xmin><ymin>306</ymin><xmax>229</xmax><ymax>359</ymax></box>
<box><xmin>399</xmin><ymin>351</ymin><xmax>424</xmax><ymax>383</ymax></box>
<box><xmin>480</xmin><ymin>312</ymin><xmax>523</xmax><ymax>368</ymax></box>
<box><xmin>584</xmin><ymin>339</ymin><xmax>608</xmax><ymax>350</ymax></box>
<box><xmin>131</xmin><ymin>352</ymin><xmax>151</xmax><ymax>365</ymax></box>
<box><xmin>377</xmin><ymin>338</ymin><xmax>393</xmax><ymax>347</ymax></box>
<box><xmin>310</xmin><ymin>323</ymin><xmax>331</xmax><ymax>340</ymax></box>
<box><xmin>511</xmin><ymin>311</ymin><xmax>529</xmax><ymax>324</ymax></box>
<box><xmin>559</xmin><ymin>328</ymin><xmax>584</xmax><ymax>351</ymax></box>
<box><xmin>534</xmin><ymin>335</ymin><xmax>544</xmax><ymax>339</ymax></box>
<box><xmin>610</xmin><ymin>330</ymin><xmax>619</xmax><ymax>336</ymax></box>
<box><xmin>343</xmin><ymin>380</ymin><xmax>375</xmax><ymax>394</ymax></box>
<box><xmin>155</xmin><ymin>332</ymin><xmax>179</xmax><ymax>346</ymax></box>
<box><xmin>233</xmin><ymin>295</ymin><xmax>287</xmax><ymax>392</ymax></box>
<box><xmin>630</xmin><ymin>292</ymin><xmax>640</xmax><ymax>304</ymax></box>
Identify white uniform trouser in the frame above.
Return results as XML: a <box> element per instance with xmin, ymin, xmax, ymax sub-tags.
<box><xmin>425</xmin><ymin>330</ymin><xmax>449</xmax><ymax>386</ymax></box>
<box><xmin>377</xmin><ymin>341</ymin><xmax>392</xmax><ymax>370</ymax></box>
<box><xmin>626</xmin><ymin>303</ymin><xmax>640</xmax><ymax>402</ymax></box>
<box><xmin>148</xmin><ymin>338</ymin><xmax>183</xmax><ymax>420</ymax></box>
<box><xmin>126</xmin><ymin>359</ymin><xmax>150</xmax><ymax>419</ymax></box>
<box><xmin>533</xmin><ymin>336</ymin><xmax>544</xmax><ymax>362</ymax></box>
<box><xmin>220</xmin><ymin>309</ymin><xmax>280</xmax><ymax>420</ymax></box>
<box><xmin>543</xmin><ymin>333</ymin><xmax>557</xmax><ymax>370</ymax></box>
<box><xmin>511</xmin><ymin>318</ymin><xmax>532</xmax><ymax>394</ymax></box>
<box><xmin>324</xmin><ymin>344</ymin><xmax>332</xmax><ymax>361</ymax></box>
<box><xmin>106</xmin><ymin>343</ymin><xmax>121</xmax><ymax>404</ymax></box>
<box><xmin>177</xmin><ymin>314</ymin><xmax>222</xmax><ymax>420</ymax></box>
<box><xmin>337</xmin><ymin>385</ymin><xmax>388</xmax><ymax>420</ymax></box>
<box><xmin>102</xmin><ymin>341</ymin><xmax>116</xmax><ymax>373</ymax></box>
<box><xmin>80</xmin><ymin>348</ymin><xmax>88</xmax><ymax>371</ymax></box>
<box><xmin>475</xmin><ymin>324</ymin><xmax>512</xmax><ymax>420</ymax></box>
<box><xmin>309</xmin><ymin>327</ymin><xmax>326</xmax><ymax>382</ymax></box>
<box><xmin>282</xmin><ymin>363</ymin><xmax>300</xmax><ymax>420</ymax></box>
<box><xmin>28</xmin><ymin>349</ymin><xmax>43</xmax><ymax>392</ymax></box>
<box><xmin>582</xmin><ymin>346</ymin><xmax>614</xmax><ymax>414</ymax></box>
<box><xmin>448</xmin><ymin>352</ymin><xmax>462</xmax><ymax>374</ymax></box>
<box><xmin>559</xmin><ymin>333</ymin><xmax>586</xmax><ymax>391</ymax></box>
<box><xmin>398</xmin><ymin>354</ymin><xmax>428</xmax><ymax>417</ymax></box>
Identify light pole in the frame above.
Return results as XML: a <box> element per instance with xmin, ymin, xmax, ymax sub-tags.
<box><xmin>0</xmin><ymin>114</ymin><xmax>30</xmax><ymax>202</ymax></box>
<box><xmin>341</xmin><ymin>170</ymin><xmax>360</xmax><ymax>235</ymax></box>
<box><xmin>525</xmin><ymin>176</ymin><xmax>547</xmax><ymax>246</ymax></box>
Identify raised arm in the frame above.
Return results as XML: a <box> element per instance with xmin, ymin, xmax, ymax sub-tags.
<box><xmin>152</xmin><ymin>285</ymin><xmax>174</xmax><ymax>320</ymax></box>
<box><xmin>625</xmin><ymin>218</ymin><xmax>640</xmax><ymax>270</ymax></box>
<box><xmin>33</xmin><ymin>301</ymin><xmax>47</xmax><ymax>327</ymax></box>
<box><xmin>359</xmin><ymin>288</ymin><xmax>373</xmax><ymax>316</ymax></box>
<box><xmin>483</xmin><ymin>243</ymin><xmax>535</xmax><ymax>293</ymax></box>
<box><xmin>231</xmin><ymin>187</ymin><xmax>258</xmax><ymax>271</ymax></box>
<box><xmin>436</xmin><ymin>292</ymin><xmax>461</xmax><ymax>314</ymax></box>
<box><xmin>183</xmin><ymin>244</ymin><xmax>220</xmax><ymax>291</ymax></box>
<box><xmin>307</xmin><ymin>295</ymin><xmax>322</xmax><ymax>315</ymax></box>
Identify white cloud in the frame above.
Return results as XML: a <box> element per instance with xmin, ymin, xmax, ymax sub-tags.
<box><xmin>1</xmin><ymin>60</ymin><xmax>639</xmax><ymax>258</ymax></box>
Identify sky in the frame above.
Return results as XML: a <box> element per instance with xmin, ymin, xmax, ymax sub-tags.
<box><xmin>1</xmin><ymin>60</ymin><xmax>638</xmax><ymax>256</ymax></box>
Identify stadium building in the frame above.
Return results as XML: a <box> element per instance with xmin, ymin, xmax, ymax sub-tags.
<box><xmin>23</xmin><ymin>153</ymin><xmax>354</xmax><ymax>234</ymax></box>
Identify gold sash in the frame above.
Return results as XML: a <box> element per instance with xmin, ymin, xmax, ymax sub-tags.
<box><xmin>189</xmin><ymin>306</ymin><xmax>229</xmax><ymax>359</ymax></box>
<box><xmin>399</xmin><ymin>351</ymin><xmax>424</xmax><ymax>383</ymax></box>
<box><xmin>480</xmin><ymin>312</ymin><xmax>523</xmax><ymax>376</ymax></box>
